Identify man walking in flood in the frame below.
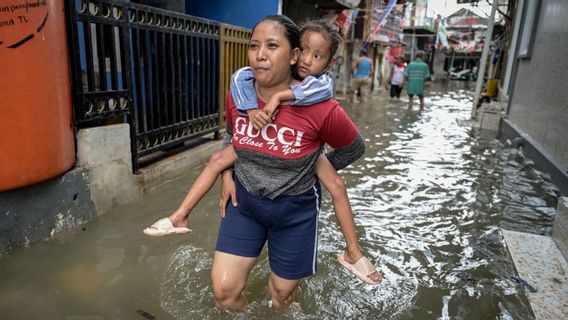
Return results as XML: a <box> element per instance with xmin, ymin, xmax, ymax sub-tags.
<box><xmin>351</xmin><ymin>50</ymin><xmax>374</xmax><ymax>103</ymax></box>
<box><xmin>405</xmin><ymin>50</ymin><xmax>430</xmax><ymax>111</ymax></box>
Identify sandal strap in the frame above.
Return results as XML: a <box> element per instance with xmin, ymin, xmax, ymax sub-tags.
<box><xmin>353</xmin><ymin>257</ymin><xmax>376</xmax><ymax>276</ymax></box>
<box><xmin>150</xmin><ymin>218</ymin><xmax>173</xmax><ymax>229</ymax></box>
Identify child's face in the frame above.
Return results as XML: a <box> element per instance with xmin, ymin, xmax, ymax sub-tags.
<box><xmin>297</xmin><ymin>31</ymin><xmax>332</xmax><ymax>79</ymax></box>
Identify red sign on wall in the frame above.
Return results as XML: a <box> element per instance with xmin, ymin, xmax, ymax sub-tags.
<box><xmin>0</xmin><ymin>0</ymin><xmax>49</xmax><ymax>49</ymax></box>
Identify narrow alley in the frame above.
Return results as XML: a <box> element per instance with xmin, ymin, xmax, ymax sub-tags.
<box><xmin>0</xmin><ymin>83</ymin><xmax>558</xmax><ymax>319</ymax></box>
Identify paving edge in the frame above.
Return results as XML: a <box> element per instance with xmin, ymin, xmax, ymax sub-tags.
<box><xmin>502</xmin><ymin>229</ymin><xmax>568</xmax><ymax>320</ymax></box>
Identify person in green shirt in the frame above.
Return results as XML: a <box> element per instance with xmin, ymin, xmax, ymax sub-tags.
<box><xmin>404</xmin><ymin>50</ymin><xmax>430</xmax><ymax>110</ymax></box>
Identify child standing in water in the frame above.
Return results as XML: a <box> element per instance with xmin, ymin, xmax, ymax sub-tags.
<box><xmin>388</xmin><ymin>56</ymin><xmax>406</xmax><ymax>99</ymax></box>
<box><xmin>144</xmin><ymin>20</ymin><xmax>381</xmax><ymax>285</ymax></box>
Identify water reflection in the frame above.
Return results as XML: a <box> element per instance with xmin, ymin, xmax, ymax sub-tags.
<box><xmin>0</xmin><ymin>83</ymin><xmax>558</xmax><ymax>319</ymax></box>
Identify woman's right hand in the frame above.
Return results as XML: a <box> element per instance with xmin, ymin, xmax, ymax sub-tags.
<box><xmin>219</xmin><ymin>170</ymin><xmax>237</xmax><ymax>217</ymax></box>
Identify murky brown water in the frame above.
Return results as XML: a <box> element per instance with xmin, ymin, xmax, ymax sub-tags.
<box><xmin>0</xmin><ymin>82</ymin><xmax>558</xmax><ymax>319</ymax></box>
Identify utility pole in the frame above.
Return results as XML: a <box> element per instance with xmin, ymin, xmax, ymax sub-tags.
<box><xmin>412</xmin><ymin>29</ymin><xmax>416</xmax><ymax>60</ymax></box>
<box><xmin>345</xmin><ymin>13</ymin><xmax>356</xmax><ymax>99</ymax></box>
<box><xmin>471</xmin><ymin>0</ymin><xmax>498</xmax><ymax>119</ymax></box>
<box><xmin>411</xmin><ymin>2</ymin><xmax>416</xmax><ymax>60</ymax></box>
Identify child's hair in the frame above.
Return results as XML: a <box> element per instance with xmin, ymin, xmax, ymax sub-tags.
<box><xmin>299</xmin><ymin>19</ymin><xmax>343</xmax><ymax>60</ymax></box>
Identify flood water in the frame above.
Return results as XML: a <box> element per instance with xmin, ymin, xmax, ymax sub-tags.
<box><xmin>0</xmin><ymin>82</ymin><xmax>559</xmax><ymax>319</ymax></box>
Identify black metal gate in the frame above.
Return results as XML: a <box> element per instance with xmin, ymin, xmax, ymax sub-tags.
<box><xmin>67</xmin><ymin>0</ymin><xmax>220</xmax><ymax>172</ymax></box>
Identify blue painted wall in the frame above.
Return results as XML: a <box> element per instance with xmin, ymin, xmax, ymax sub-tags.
<box><xmin>185</xmin><ymin>0</ymin><xmax>280</xmax><ymax>29</ymax></box>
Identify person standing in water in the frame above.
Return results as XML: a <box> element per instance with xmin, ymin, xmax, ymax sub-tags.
<box><xmin>388</xmin><ymin>56</ymin><xmax>406</xmax><ymax>99</ymax></box>
<box><xmin>215</xmin><ymin>15</ymin><xmax>368</xmax><ymax>310</ymax></box>
<box><xmin>144</xmin><ymin>20</ymin><xmax>382</xmax><ymax>288</ymax></box>
<box><xmin>405</xmin><ymin>50</ymin><xmax>430</xmax><ymax>110</ymax></box>
<box><xmin>350</xmin><ymin>50</ymin><xmax>374</xmax><ymax>103</ymax></box>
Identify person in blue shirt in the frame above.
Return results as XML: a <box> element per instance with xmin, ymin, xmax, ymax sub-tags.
<box><xmin>350</xmin><ymin>50</ymin><xmax>374</xmax><ymax>103</ymax></box>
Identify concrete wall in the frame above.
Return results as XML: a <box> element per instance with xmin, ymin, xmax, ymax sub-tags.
<box><xmin>0</xmin><ymin>124</ymin><xmax>223</xmax><ymax>257</ymax></box>
<box><xmin>507</xmin><ymin>0</ymin><xmax>568</xmax><ymax>171</ymax></box>
<box><xmin>554</xmin><ymin>197</ymin><xmax>568</xmax><ymax>260</ymax></box>
<box><xmin>0</xmin><ymin>169</ymin><xmax>97</xmax><ymax>257</ymax></box>
<box><xmin>76</xmin><ymin>124</ymin><xmax>142</xmax><ymax>214</ymax></box>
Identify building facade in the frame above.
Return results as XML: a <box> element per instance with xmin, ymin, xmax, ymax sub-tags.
<box><xmin>501</xmin><ymin>0</ymin><xmax>568</xmax><ymax>194</ymax></box>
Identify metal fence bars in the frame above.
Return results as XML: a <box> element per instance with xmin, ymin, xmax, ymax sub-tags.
<box><xmin>128</xmin><ymin>3</ymin><xmax>220</xmax><ymax>161</ymax></box>
<box><xmin>67</xmin><ymin>0</ymin><xmax>221</xmax><ymax>171</ymax></box>
<box><xmin>67</xmin><ymin>0</ymin><xmax>131</xmax><ymax>125</ymax></box>
<box><xmin>218</xmin><ymin>24</ymin><xmax>251</xmax><ymax>129</ymax></box>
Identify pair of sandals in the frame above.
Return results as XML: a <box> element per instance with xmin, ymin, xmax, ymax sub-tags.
<box><xmin>143</xmin><ymin>218</ymin><xmax>381</xmax><ymax>285</ymax></box>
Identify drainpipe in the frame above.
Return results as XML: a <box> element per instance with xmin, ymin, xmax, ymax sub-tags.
<box><xmin>471</xmin><ymin>0</ymin><xmax>498</xmax><ymax>119</ymax></box>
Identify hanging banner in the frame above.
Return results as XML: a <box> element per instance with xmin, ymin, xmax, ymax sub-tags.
<box><xmin>334</xmin><ymin>9</ymin><xmax>356</xmax><ymax>35</ymax></box>
<box><xmin>366</xmin><ymin>0</ymin><xmax>396</xmax><ymax>43</ymax></box>
<box><xmin>377</xmin><ymin>0</ymin><xmax>396</xmax><ymax>27</ymax></box>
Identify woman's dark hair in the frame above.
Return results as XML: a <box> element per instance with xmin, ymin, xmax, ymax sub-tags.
<box><xmin>299</xmin><ymin>19</ymin><xmax>343</xmax><ymax>59</ymax></box>
<box><xmin>252</xmin><ymin>15</ymin><xmax>300</xmax><ymax>50</ymax></box>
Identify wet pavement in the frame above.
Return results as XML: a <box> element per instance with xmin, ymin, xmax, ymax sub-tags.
<box><xmin>0</xmin><ymin>82</ymin><xmax>559</xmax><ymax>319</ymax></box>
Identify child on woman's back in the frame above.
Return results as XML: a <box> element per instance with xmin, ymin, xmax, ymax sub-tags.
<box><xmin>144</xmin><ymin>20</ymin><xmax>381</xmax><ymax>285</ymax></box>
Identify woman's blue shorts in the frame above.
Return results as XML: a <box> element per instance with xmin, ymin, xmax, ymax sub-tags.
<box><xmin>216</xmin><ymin>176</ymin><xmax>321</xmax><ymax>280</ymax></box>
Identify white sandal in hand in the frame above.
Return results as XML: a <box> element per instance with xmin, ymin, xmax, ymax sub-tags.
<box><xmin>143</xmin><ymin>218</ymin><xmax>191</xmax><ymax>237</ymax></box>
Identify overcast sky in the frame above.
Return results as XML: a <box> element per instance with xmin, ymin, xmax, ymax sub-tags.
<box><xmin>427</xmin><ymin>0</ymin><xmax>496</xmax><ymax>18</ymax></box>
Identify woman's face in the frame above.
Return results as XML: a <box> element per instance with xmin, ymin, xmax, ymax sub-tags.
<box><xmin>248</xmin><ymin>20</ymin><xmax>299</xmax><ymax>88</ymax></box>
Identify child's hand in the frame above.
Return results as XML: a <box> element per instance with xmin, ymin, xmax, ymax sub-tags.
<box><xmin>251</xmin><ymin>111</ymin><xmax>270</xmax><ymax>129</ymax></box>
<box><xmin>247</xmin><ymin>108</ymin><xmax>260</xmax><ymax>121</ymax></box>
<box><xmin>264</xmin><ymin>96</ymin><xmax>281</xmax><ymax>120</ymax></box>
<box><xmin>246</xmin><ymin>109</ymin><xmax>265</xmax><ymax>130</ymax></box>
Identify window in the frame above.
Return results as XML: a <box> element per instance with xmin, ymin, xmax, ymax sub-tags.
<box><xmin>517</xmin><ymin>0</ymin><xmax>541</xmax><ymax>58</ymax></box>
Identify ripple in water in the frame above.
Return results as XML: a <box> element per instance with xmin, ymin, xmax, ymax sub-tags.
<box><xmin>307</xmin><ymin>89</ymin><xmax>555</xmax><ymax>319</ymax></box>
<box><xmin>158</xmin><ymin>87</ymin><xmax>557</xmax><ymax>319</ymax></box>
